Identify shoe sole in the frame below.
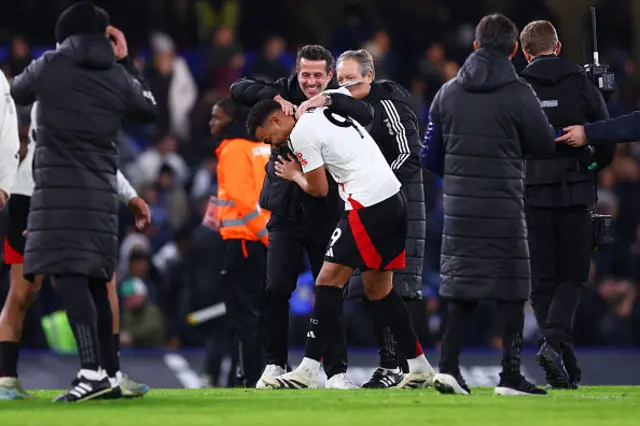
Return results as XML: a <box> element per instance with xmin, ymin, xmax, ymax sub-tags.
<box><xmin>361</xmin><ymin>383</ymin><xmax>398</xmax><ymax>389</ymax></box>
<box><xmin>262</xmin><ymin>377</ymin><xmax>317</xmax><ymax>389</ymax></box>
<box><xmin>494</xmin><ymin>386</ymin><xmax>546</xmax><ymax>396</ymax></box>
<box><xmin>325</xmin><ymin>386</ymin><xmax>360</xmax><ymax>390</ymax></box>
<box><xmin>98</xmin><ymin>390</ymin><xmax>146</xmax><ymax>400</ymax></box>
<box><xmin>54</xmin><ymin>387</ymin><xmax>113</xmax><ymax>403</ymax></box>
<box><xmin>433</xmin><ymin>374</ymin><xmax>470</xmax><ymax>395</ymax></box>
<box><xmin>536</xmin><ymin>352</ymin><xmax>570</xmax><ymax>388</ymax></box>
<box><xmin>121</xmin><ymin>386</ymin><xmax>149</xmax><ymax>398</ymax></box>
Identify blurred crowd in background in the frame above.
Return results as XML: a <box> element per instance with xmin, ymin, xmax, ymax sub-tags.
<box><xmin>0</xmin><ymin>0</ymin><xmax>639</xmax><ymax>354</ymax></box>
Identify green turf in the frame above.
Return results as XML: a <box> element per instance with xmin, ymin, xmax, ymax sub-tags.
<box><xmin>0</xmin><ymin>387</ymin><xmax>638</xmax><ymax>426</ymax></box>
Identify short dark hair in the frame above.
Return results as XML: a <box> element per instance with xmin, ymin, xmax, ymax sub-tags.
<box><xmin>520</xmin><ymin>20</ymin><xmax>559</xmax><ymax>56</ymax></box>
<box><xmin>475</xmin><ymin>14</ymin><xmax>519</xmax><ymax>56</ymax></box>
<box><xmin>246</xmin><ymin>99</ymin><xmax>282</xmax><ymax>139</ymax></box>
<box><xmin>296</xmin><ymin>45</ymin><xmax>334</xmax><ymax>74</ymax></box>
<box><xmin>215</xmin><ymin>98</ymin><xmax>238</xmax><ymax>119</ymax></box>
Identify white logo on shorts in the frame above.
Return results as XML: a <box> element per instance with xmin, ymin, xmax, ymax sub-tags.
<box><xmin>325</xmin><ymin>228</ymin><xmax>342</xmax><ymax>257</ymax></box>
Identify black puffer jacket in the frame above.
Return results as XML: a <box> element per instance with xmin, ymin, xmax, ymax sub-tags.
<box><xmin>424</xmin><ymin>48</ymin><xmax>555</xmax><ymax>301</ymax></box>
<box><xmin>11</xmin><ymin>34</ymin><xmax>157</xmax><ymax>281</ymax></box>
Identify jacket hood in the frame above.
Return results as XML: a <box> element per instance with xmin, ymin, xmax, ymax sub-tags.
<box><xmin>457</xmin><ymin>48</ymin><xmax>518</xmax><ymax>92</ymax></box>
<box><xmin>366</xmin><ymin>80</ymin><xmax>413</xmax><ymax>107</ymax></box>
<box><xmin>55</xmin><ymin>1</ymin><xmax>109</xmax><ymax>44</ymax></box>
<box><xmin>520</xmin><ymin>55</ymin><xmax>582</xmax><ymax>84</ymax></box>
<box><xmin>58</xmin><ymin>34</ymin><xmax>115</xmax><ymax>70</ymax></box>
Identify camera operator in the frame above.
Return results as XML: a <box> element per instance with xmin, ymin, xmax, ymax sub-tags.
<box><xmin>519</xmin><ymin>20</ymin><xmax>615</xmax><ymax>389</ymax></box>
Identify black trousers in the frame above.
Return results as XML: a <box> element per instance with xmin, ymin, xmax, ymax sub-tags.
<box><xmin>203</xmin><ymin>325</ymin><xmax>236</xmax><ymax>387</ymax></box>
<box><xmin>526</xmin><ymin>206</ymin><xmax>590</xmax><ymax>381</ymax></box>
<box><xmin>222</xmin><ymin>239</ymin><xmax>267</xmax><ymax>387</ymax></box>
<box><xmin>439</xmin><ymin>299</ymin><xmax>525</xmax><ymax>377</ymax></box>
<box><xmin>54</xmin><ymin>274</ymin><xmax>112</xmax><ymax>372</ymax></box>
<box><xmin>366</xmin><ymin>299</ymin><xmax>411</xmax><ymax>372</ymax></box>
<box><xmin>264</xmin><ymin>219</ymin><xmax>348</xmax><ymax>378</ymax></box>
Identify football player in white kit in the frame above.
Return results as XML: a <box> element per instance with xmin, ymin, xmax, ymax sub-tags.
<box><xmin>246</xmin><ymin>97</ymin><xmax>435</xmax><ymax>389</ymax></box>
<box><xmin>0</xmin><ymin>103</ymin><xmax>151</xmax><ymax>399</ymax></box>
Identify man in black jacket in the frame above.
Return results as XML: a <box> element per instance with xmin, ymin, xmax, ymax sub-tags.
<box><xmin>519</xmin><ymin>20</ymin><xmax>615</xmax><ymax>389</ymax></box>
<box><xmin>421</xmin><ymin>14</ymin><xmax>554</xmax><ymax>396</ymax></box>
<box><xmin>10</xmin><ymin>2</ymin><xmax>156</xmax><ymax>402</ymax></box>
<box><xmin>323</xmin><ymin>48</ymin><xmax>427</xmax><ymax>388</ymax></box>
<box><xmin>230</xmin><ymin>45</ymin><xmax>373</xmax><ymax>389</ymax></box>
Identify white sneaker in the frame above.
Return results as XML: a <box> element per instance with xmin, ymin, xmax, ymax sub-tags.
<box><xmin>256</xmin><ymin>364</ymin><xmax>286</xmax><ymax>389</ymax></box>
<box><xmin>116</xmin><ymin>371</ymin><xmax>149</xmax><ymax>397</ymax></box>
<box><xmin>397</xmin><ymin>364</ymin><xmax>436</xmax><ymax>389</ymax></box>
<box><xmin>0</xmin><ymin>377</ymin><xmax>35</xmax><ymax>400</ymax></box>
<box><xmin>262</xmin><ymin>364</ymin><xmax>318</xmax><ymax>389</ymax></box>
<box><xmin>433</xmin><ymin>373</ymin><xmax>471</xmax><ymax>395</ymax></box>
<box><xmin>325</xmin><ymin>373</ymin><xmax>359</xmax><ymax>389</ymax></box>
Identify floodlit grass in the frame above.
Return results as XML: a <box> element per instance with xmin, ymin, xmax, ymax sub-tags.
<box><xmin>0</xmin><ymin>387</ymin><xmax>638</xmax><ymax>426</ymax></box>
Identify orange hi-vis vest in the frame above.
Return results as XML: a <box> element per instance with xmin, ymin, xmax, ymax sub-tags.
<box><xmin>215</xmin><ymin>138</ymin><xmax>271</xmax><ymax>246</ymax></box>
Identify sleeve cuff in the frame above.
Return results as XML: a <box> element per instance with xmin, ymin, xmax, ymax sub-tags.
<box><xmin>323</xmin><ymin>86</ymin><xmax>352</xmax><ymax>97</ymax></box>
<box><xmin>117</xmin><ymin>57</ymin><xmax>140</xmax><ymax>75</ymax></box>
<box><xmin>116</xmin><ymin>170</ymin><xmax>138</xmax><ymax>203</ymax></box>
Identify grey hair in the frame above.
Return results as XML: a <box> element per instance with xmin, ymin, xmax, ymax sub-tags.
<box><xmin>337</xmin><ymin>49</ymin><xmax>375</xmax><ymax>80</ymax></box>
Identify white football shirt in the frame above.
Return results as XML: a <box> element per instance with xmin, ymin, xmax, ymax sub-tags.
<box><xmin>10</xmin><ymin>102</ymin><xmax>37</xmax><ymax>197</ymax></box>
<box><xmin>0</xmin><ymin>72</ymin><xmax>19</xmax><ymax>197</ymax></box>
<box><xmin>288</xmin><ymin>107</ymin><xmax>400</xmax><ymax>210</ymax></box>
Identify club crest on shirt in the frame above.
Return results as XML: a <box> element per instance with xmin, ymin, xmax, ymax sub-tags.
<box><xmin>295</xmin><ymin>151</ymin><xmax>307</xmax><ymax>166</ymax></box>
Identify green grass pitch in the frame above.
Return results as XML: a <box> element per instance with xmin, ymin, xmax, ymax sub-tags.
<box><xmin>0</xmin><ymin>387</ymin><xmax>638</xmax><ymax>426</ymax></box>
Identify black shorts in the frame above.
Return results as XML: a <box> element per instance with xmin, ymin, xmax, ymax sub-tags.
<box><xmin>324</xmin><ymin>191</ymin><xmax>407</xmax><ymax>271</ymax></box>
<box><xmin>3</xmin><ymin>194</ymin><xmax>30</xmax><ymax>265</ymax></box>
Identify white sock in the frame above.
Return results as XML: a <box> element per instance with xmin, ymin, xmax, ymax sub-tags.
<box><xmin>297</xmin><ymin>357</ymin><xmax>321</xmax><ymax>374</ymax></box>
<box><xmin>407</xmin><ymin>354</ymin><xmax>432</xmax><ymax>372</ymax></box>
<box><xmin>78</xmin><ymin>368</ymin><xmax>106</xmax><ymax>381</ymax></box>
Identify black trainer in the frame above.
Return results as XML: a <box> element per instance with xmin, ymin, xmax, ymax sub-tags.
<box><xmin>54</xmin><ymin>371</ymin><xmax>112</xmax><ymax>403</ymax></box>
<box><xmin>362</xmin><ymin>368</ymin><xmax>404</xmax><ymax>388</ymax></box>
<box><xmin>494</xmin><ymin>373</ymin><xmax>547</xmax><ymax>396</ymax></box>
<box><xmin>536</xmin><ymin>341</ymin><xmax>571</xmax><ymax>389</ymax></box>
<box><xmin>433</xmin><ymin>371</ymin><xmax>471</xmax><ymax>395</ymax></box>
<box><xmin>94</xmin><ymin>377</ymin><xmax>124</xmax><ymax>400</ymax></box>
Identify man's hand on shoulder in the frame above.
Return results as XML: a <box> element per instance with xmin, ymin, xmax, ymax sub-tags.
<box><xmin>274</xmin><ymin>94</ymin><xmax>297</xmax><ymax>116</ymax></box>
<box><xmin>295</xmin><ymin>93</ymin><xmax>329</xmax><ymax>119</ymax></box>
<box><xmin>0</xmin><ymin>189</ymin><xmax>7</xmax><ymax>210</ymax></box>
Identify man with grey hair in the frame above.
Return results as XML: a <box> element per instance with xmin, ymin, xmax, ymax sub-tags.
<box><xmin>297</xmin><ymin>48</ymin><xmax>426</xmax><ymax>388</ymax></box>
